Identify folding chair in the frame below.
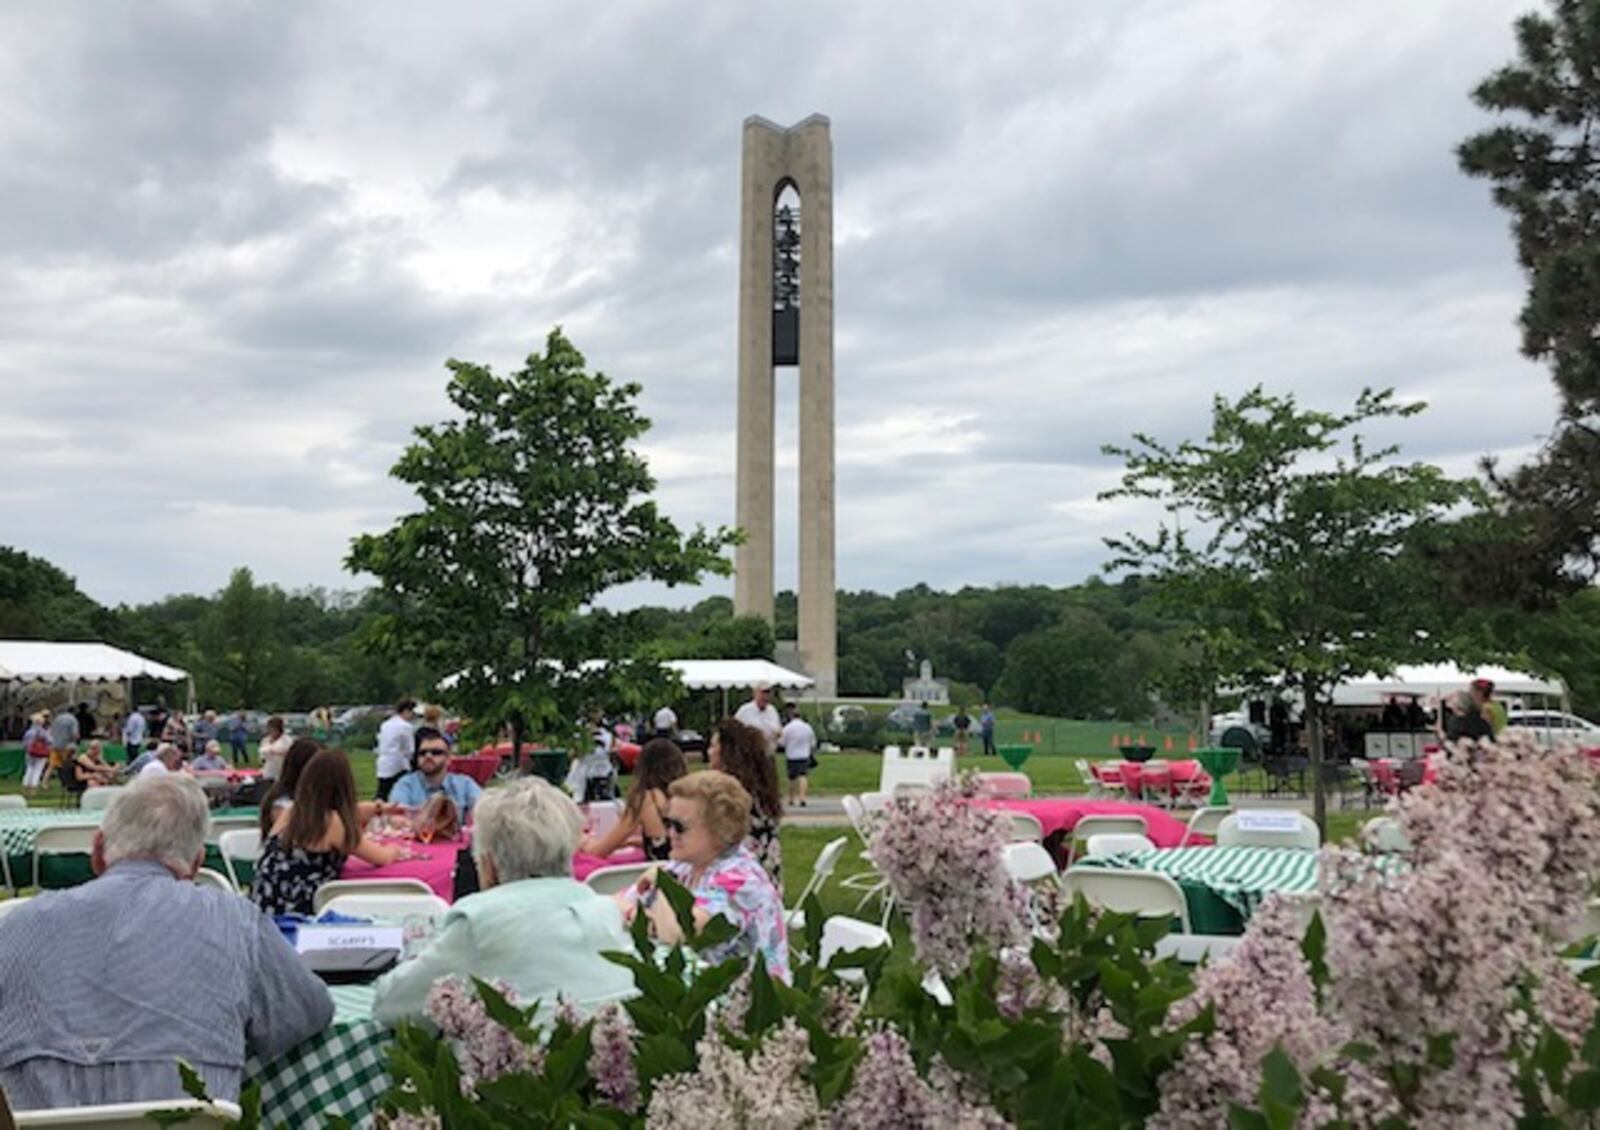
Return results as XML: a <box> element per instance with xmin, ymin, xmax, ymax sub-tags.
<box><xmin>14</xmin><ymin>1098</ymin><xmax>243</xmax><ymax>1127</ymax></box>
<box><xmin>207</xmin><ymin>815</ymin><xmax>258</xmax><ymax>843</ymax></box>
<box><xmin>1075</xmin><ymin>759</ymin><xmax>1104</xmax><ymax>798</ymax></box>
<box><xmin>819</xmin><ymin>915</ymin><xmax>892</xmax><ymax>986</ymax></box>
<box><xmin>1216</xmin><ymin>812</ymin><xmax>1320</xmax><ymax>850</ymax></box>
<box><xmin>79</xmin><ymin>788</ymin><xmax>125</xmax><ymax>812</ymax></box>
<box><xmin>216</xmin><ymin>829</ymin><xmax>261</xmax><ymax>892</ymax></box>
<box><xmin>33</xmin><ymin>824</ymin><xmax>99</xmax><ymax>889</ymax></box>
<box><xmin>1002</xmin><ymin>841</ymin><xmax>1062</xmax><ymax>886</ymax></box>
<box><xmin>0</xmin><ymin>795</ymin><xmax>26</xmax><ymax>811</ymax></box>
<box><xmin>1362</xmin><ymin>816</ymin><xmax>1409</xmax><ymax>853</ymax></box>
<box><xmin>583</xmin><ymin>862</ymin><xmax>654</xmax><ymax>897</ymax></box>
<box><xmin>312</xmin><ymin>877</ymin><xmax>435</xmax><ymax>913</ymax></box>
<box><xmin>1004</xmin><ymin>811</ymin><xmax>1045</xmax><ymax>843</ymax></box>
<box><xmin>1062</xmin><ymin>867</ymin><xmax>1191</xmax><ymax>934</ymax></box>
<box><xmin>787</xmin><ymin>836</ymin><xmax>848</xmax><ymax>931</ymax></box>
<box><xmin>1139</xmin><ymin>760</ymin><xmax>1173</xmax><ymax>808</ymax></box>
<box><xmin>976</xmin><ymin>772</ymin><xmax>1032</xmax><ymax>798</ymax></box>
<box><xmin>1083</xmin><ymin>832</ymin><xmax>1155</xmax><ymax>857</ymax></box>
<box><xmin>1178</xmin><ymin>806</ymin><xmax>1231</xmax><ymax>848</ymax></box>
<box><xmin>320</xmin><ymin>891</ymin><xmax>451</xmax><ymax>919</ymax></box>
<box><xmin>1065</xmin><ymin>814</ymin><xmax>1149</xmax><ymax>865</ymax></box>
<box><xmin>193</xmin><ymin>868</ymin><xmax>236</xmax><ymax>893</ymax></box>
<box><xmin>839</xmin><ymin>796</ymin><xmax>894</xmax><ymax>925</ymax></box>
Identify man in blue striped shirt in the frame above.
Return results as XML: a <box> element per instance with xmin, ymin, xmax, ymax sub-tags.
<box><xmin>0</xmin><ymin>775</ymin><xmax>332</xmax><ymax>1111</ymax></box>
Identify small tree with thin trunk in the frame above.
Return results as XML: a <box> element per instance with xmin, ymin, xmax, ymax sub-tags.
<box><xmin>1101</xmin><ymin>387</ymin><xmax>1475</xmax><ymax>830</ymax></box>
<box><xmin>348</xmin><ymin>328</ymin><xmax>736</xmax><ymax>759</ymax></box>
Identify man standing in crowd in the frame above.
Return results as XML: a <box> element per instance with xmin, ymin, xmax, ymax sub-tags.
<box><xmin>121</xmin><ymin>707</ymin><xmax>146</xmax><ymax>764</ymax></box>
<box><xmin>73</xmin><ymin>702</ymin><xmax>96</xmax><ymax>741</ymax></box>
<box><xmin>952</xmin><ymin>704</ymin><xmax>972</xmax><ymax>756</ymax></box>
<box><xmin>227</xmin><ymin>710</ymin><xmax>250</xmax><ymax>766</ymax></box>
<box><xmin>48</xmin><ymin>703</ymin><xmax>80</xmax><ymax>771</ymax></box>
<box><xmin>912</xmin><ymin>701</ymin><xmax>933</xmax><ymax>748</ymax></box>
<box><xmin>375</xmin><ymin>698</ymin><xmax>417</xmax><ymax>801</ymax></box>
<box><xmin>779</xmin><ymin>703</ymin><xmax>817</xmax><ymax>808</ymax></box>
<box><xmin>389</xmin><ymin>726</ymin><xmax>484</xmax><ymax>820</ymax></box>
<box><xmin>653</xmin><ymin>702</ymin><xmax>678</xmax><ymax>739</ymax></box>
<box><xmin>190</xmin><ymin>710</ymin><xmax>219</xmax><ymax>759</ymax></box>
<box><xmin>979</xmin><ymin>702</ymin><xmax>997</xmax><ymax>757</ymax></box>
<box><xmin>0</xmin><ymin>775</ymin><xmax>332</xmax><ymax>1110</ymax></box>
<box><xmin>734</xmin><ymin>681</ymin><xmax>783</xmax><ymax>755</ymax></box>
<box><xmin>1470</xmin><ymin>679</ymin><xmax>1507</xmax><ymax>736</ymax></box>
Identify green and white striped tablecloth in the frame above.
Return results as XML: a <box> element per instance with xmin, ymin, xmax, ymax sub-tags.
<box><xmin>1085</xmin><ymin>845</ymin><xmax>1320</xmax><ymax>922</ymax></box>
<box><xmin>0</xmin><ymin>810</ymin><xmax>102</xmax><ymax>858</ymax></box>
<box><xmin>249</xmin><ymin>983</ymin><xmax>391</xmax><ymax>1128</ymax></box>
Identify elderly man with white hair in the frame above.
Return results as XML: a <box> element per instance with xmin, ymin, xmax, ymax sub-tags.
<box><xmin>372</xmin><ymin>777</ymin><xmax>634</xmax><ymax>1025</ymax></box>
<box><xmin>0</xmin><ymin>774</ymin><xmax>332</xmax><ymax>1111</ymax></box>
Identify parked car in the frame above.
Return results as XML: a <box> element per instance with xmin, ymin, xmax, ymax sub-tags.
<box><xmin>1505</xmin><ymin>710</ymin><xmax>1600</xmax><ymax>749</ymax></box>
<box><xmin>333</xmin><ymin>704</ymin><xmax>389</xmax><ymax>734</ymax></box>
<box><xmin>280</xmin><ymin>712</ymin><xmax>313</xmax><ymax>736</ymax></box>
<box><xmin>884</xmin><ymin>703</ymin><xmax>920</xmax><ymax>732</ymax></box>
<box><xmin>828</xmin><ymin>705</ymin><xmax>868</xmax><ymax>733</ymax></box>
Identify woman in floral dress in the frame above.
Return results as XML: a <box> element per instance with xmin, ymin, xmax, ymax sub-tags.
<box><xmin>620</xmin><ymin>770</ymin><xmax>789</xmax><ymax>982</ymax></box>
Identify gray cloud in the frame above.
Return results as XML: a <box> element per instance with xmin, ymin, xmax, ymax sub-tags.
<box><xmin>0</xmin><ymin>0</ymin><xmax>1556</xmax><ymax>610</ymax></box>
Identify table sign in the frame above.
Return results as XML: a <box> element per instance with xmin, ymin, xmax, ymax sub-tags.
<box><xmin>295</xmin><ymin>925</ymin><xmax>404</xmax><ymax>955</ymax></box>
<box><xmin>1234</xmin><ymin>809</ymin><xmax>1303</xmax><ymax>833</ymax></box>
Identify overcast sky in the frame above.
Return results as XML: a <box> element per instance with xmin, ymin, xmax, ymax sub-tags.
<box><xmin>0</xmin><ymin>0</ymin><xmax>1554</xmax><ymax>609</ymax></box>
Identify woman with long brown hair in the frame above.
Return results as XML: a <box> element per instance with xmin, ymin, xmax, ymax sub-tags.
<box><xmin>709</xmin><ymin>718</ymin><xmax>783</xmax><ymax>891</ymax></box>
<box><xmin>578</xmin><ymin>738</ymin><xmax>687</xmax><ymax>861</ymax></box>
<box><xmin>257</xmin><ymin>738</ymin><xmax>322</xmax><ymax>836</ymax></box>
<box><xmin>250</xmin><ymin>748</ymin><xmax>412</xmax><ymax>915</ymax></box>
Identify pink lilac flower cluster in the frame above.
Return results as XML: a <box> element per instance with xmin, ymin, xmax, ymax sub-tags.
<box><xmin>647</xmin><ymin>1018</ymin><xmax>821</xmax><ymax>1128</ymax></box>
<box><xmin>1158</xmin><ymin>736</ymin><xmax>1600</xmax><ymax>1128</ymax></box>
<box><xmin>423</xmin><ymin>977</ymin><xmax>543</xmax><ymax>1096</ymax></box>
<box><xmin>869</xmin><ymin>776</ymin><xmax>1030</xmax><ymax>975</ymax></box>
<box><xmin>586</xmin><ymin>1003</ymin><xmax>640</xmax><ymax>1114</ymax></box>
<box><xmin>831</xmin><ymin>1028</ymin><xmax>1012</xmax><ymax>1129</ymax></box>
<box><xmin>378</xmin><ymin>1113</ymin><xmax>442</xmax><ymax>1130</ymax></box>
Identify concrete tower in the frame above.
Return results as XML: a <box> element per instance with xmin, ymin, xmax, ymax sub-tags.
<box><xmin>734</xmin><ymin>114</ymin><xmax>836</xmax><ymax>699</ymax></box>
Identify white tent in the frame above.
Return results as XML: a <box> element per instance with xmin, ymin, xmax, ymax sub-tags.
<box><xmin>1329</xmin><ymin>663</ymin><xmax>1566</xmax><ymax>707</ymax></box>
<box><xmin>0</xmin><ymin>641</ymin><xmax>189</xmax><ymax>683</ymax></box>
<box><xmin>665</xmin><ymin>659</ymin><xmax>813</xmax><ymax>691</ymax></box>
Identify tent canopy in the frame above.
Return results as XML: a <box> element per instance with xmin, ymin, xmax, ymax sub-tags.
<box><xmin>0</xmin><ymin>640</ymin><xmax>189</xmax><ymax>683</ymax></box>
<box><xmin>1330</xmin><ymin>663</ymin><xmax>1565</xmax><ymax>706</ymax></box>
<box><xmin>666</xmin><ymin>659</ymin><xmax>813</xmax><ymax>691</ymax></box>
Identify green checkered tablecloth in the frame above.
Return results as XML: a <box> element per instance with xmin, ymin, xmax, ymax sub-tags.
<box><xmin>1</xmin><ymin>807</ymin><xmax>260</xmax><ymax>889</ymax></box>
<box><xmin>249</xmin><ymin>983</ymin><xmax>392</xmax><ymax>1128</ymax></box>
<box><xmin>1079</xmin><ymin>845</ymin><xmax>1321</xmax><ymax>934</ymax></box>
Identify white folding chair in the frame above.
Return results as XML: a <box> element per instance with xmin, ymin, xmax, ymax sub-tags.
<box><xmin>859</xmin><ymin>791</ymin><xmax>890</xmax><ymax>815</ymax></box>
<box><xmin>976</xmin><ymin>772</ymin><xmax>1032</xmax><ymax>798</ymax></box>
<box><xmin>312</xmin><ymin>877</ymin><xmax>436</xmax><ymax>913</ymax></box>
<box><xmin>1154</xmin><ymin>934</ymin><xmax>1241</xmax><ymax>964</ymax></box>
<box><xmin>1179</xmin><ymin>806</ymin><xmax>1232</xmax><ymax>848</ymax></box>
<box><xmin>892</xmin><ymin>781</ymin><xmax>931</xmax><ymax>799</ymax></box>
<box><xmin>1005</xmin><ymin>811</ymin><xmax>1045</xmax><ymax>843</ymax></box>
<box><xmin>1083</xmin><ymin>832</ymin><xmax>1155</xmax><ymax>858</ymax></box>
<box><xmin>321</xmin><ymin>891</ymin><xmax>451</xmax><ymax>919</ymax></box>
<box><xmin>583</xmin><ymin>863</ymin><xmax>654</xmax><ymax>897</ymax></box>
<box><xmin>0</xmin><ymin>895</ymin><xmax>32</xmax><ymax>920</ymax></box>
<box><xmin>194</xmin><ymin>868</ymin><xmax>236</xmax><ymax>893</ymax></box>
<box><xmin>1216</xmin><ymin>812</ymin><xmax>1321</xmax><ymax>850</ymax></box>
<box><xmin>1066</xmin><ymin>814</ymin><xmax>1149</xmax><ymax>865</ymax></box>
<box><xmin>1075</xmin><ymin>759</ymin><xmax>1103</xmax><ymax>797</ymax></box>
<box><xmin>819</xmin><ymin>915</ymin><xmax>892</xmax><ymax>985</ymax></box>
<box><xmin>216</xmin><ymin>829</ymin><xmax>262</xmax><ymax>892</ymax></box>
<box><xmin>839</xmin><ymin>796</ymin><xmax>894</xmax><ymax>923</ymax></box>
<box><xmin>1002</xmin><ymin>841</ymin><xmax>1061</xmax><ymax>887</ymax></box>
<box><xmin>206</xmin><ymin>815</ymin><xmax>258</xmax><ymax>843</ymax></box>
<box><xmin>14</xmin><ymin>1098</ymin><xmax>243</xmax><ymax>1127</ymax></box>
<box><xmin>33</xmin><ymin>824</ymin><xmax>99</xmax><ymax>889</ymax></box>
<box><xmin>0</xmin><ymin>794</ymin><xmax>27</xmax><ymax>810</ymax></box>
<box><xmin>79</xmin><ymin>787</ymin><xmax>126</xmax><ymax>812</ymax></box>
<box><xmin>787</xmin><ymin>836</ymin><xmax>848</xmax><ymax>930</ymax></box>
<box><xmin>1362</xmin><ymin>817</ymin><xmax>1409</xmax><ymax>853</ymax></box>
<box><xmin>1062</xmin><ymin>867</ymin><xmax>1191</xmax><ymax>934</ymax></box>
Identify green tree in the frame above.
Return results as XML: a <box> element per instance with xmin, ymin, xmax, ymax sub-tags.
<box><xmin>1456</xmin><ymin>2</ymin><xmax>1600</xmax><ymax>601</ymax></box>
<box><xmin>992</xmin><ymin>610</ymin><xmax>1127</xmax><ymax>719</ymax></box>
<box><xmin>0</xmin><ymin>548</ymin><xmax>111</xmax><ymax>640</ymax></box>
<box><xmin>1102</xmin><ymin>387</ymin><xmax>1477</xmax><ymax>830</ymax></box>
<box><xmin>195</xmin><ymin>567</ymin><xmax>282</xmax><ymax>708</ymax></box>
<box><xmin>347</xmin><ymin>329</ymin><xmax>736</xmax><ymax>757</ymax></box>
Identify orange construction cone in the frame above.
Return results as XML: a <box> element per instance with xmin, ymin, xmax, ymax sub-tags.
<box><xmin>1138</xmin><ymin>733</ymin><xmax>1147</xmax><ymax>747</ymax></box>
<box><xmin>1164</xmin><ymin>735</ymin><xmax>1174</xmax><ymax>752</ymax></box>
<box><xmin>1112</xmin><ymin>733</ymin><xmax>1122</xmax><ymax>749</ymax></box>
<box><xmin>1187</xmin><ymin>733</ymin><xmax>1198</xmax><ymax>751</ymax></box>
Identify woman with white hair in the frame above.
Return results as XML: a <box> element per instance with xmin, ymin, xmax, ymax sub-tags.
<box><xmin>371</xmin><ymin>777</ymin><xmax>635</xmax><ymax>1025</ymax></box>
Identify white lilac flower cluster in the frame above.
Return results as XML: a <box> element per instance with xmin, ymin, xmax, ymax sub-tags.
<box><xmin>422</xmin><ymin>977</ymin><xmax>543</xmax><ymax>1097</ymax></box>
<box><xmin>1156</xmin><ymin>734</ymin><xmax>1600</xmax><ymax>1128</ymax></box>
<box><xmin>587</xmin><ymin>1003</ymin><xmax>640</xmax><ymax>1114</ymax></box>
<box><xmin>646</xmin><ymin>1019</ymin><xmax>822</xmax><ymax>1128</ymax></box>
<box><xmin>868</xmin><ymin>775</ymin><xmax>1031</xmax><ymax>975</ymax></box>
<box><xmin>830</xmin><ymin>1028</ymin><xmax>1010</xmax><ymax>1129</ymax></box>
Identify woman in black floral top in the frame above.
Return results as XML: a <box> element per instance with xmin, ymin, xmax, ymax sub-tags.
<box><xmin>710</xmin><ymin>718</ymin><xmax>784</xmax><ymax>893</ymax></box>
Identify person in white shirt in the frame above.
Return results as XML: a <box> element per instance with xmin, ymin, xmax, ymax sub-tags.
<box><xmin>139</xmin><ymin>744</ymin><xmax>184</xmax><ymax>778</ymax></box>
<box><xmin>733</xmin><ymin>683</ymin><xmax>782</xmax><ymax>755</ymax></box>
<box><xmin>121</xmin><ymin>709</ymin><xmax>147</xmax><ymax>760</ymax></box>
<box><xmin>778</xmin><ymin>705</ymin><xmax>817</xmax><ymax>807</ymax></box>
<box><xmin>652</xmin><ymin>705</ymin><xmax>677</xmax><ymax>738</ymax></box>
<box><xmin>375</xmin><ymin>698</ymin><xmax>417</xmax><ymax>801</ymax></box>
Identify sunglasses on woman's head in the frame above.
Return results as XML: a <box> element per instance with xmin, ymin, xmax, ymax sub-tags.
<box><xmin>663</xmin><ymin>816</ymin><xmax>691</xmax><ymax>835</ymax></box>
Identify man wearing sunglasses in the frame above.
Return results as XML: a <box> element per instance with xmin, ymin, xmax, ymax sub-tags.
<box><xmin>388</xmin><ymin>726</ymin><xmax>484</xmax><ymax>821</ymax></box>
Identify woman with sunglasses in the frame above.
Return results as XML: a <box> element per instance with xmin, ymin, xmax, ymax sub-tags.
<box><xmin>618</xmin><ymin>770</ymin><xmax>789</xmax><ymax>982</ymax></box>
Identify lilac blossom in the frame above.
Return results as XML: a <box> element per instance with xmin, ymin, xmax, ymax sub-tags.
<box><xmin>423</xmin><ymin>977</ymin><xmax>543</xmax><ymax>1096</ymax></box>
<box><xmin>831</xmin><ymin>1031</ymin><xmax>1012</xmax><ymax>1130</ymax></box>
<box><xmin>869</xmin><ymin>777</ymin><xmax>1030</xmax><ymax>975</ymax></box>
<box><xmin>587</xmin><ymin>1003</ymin><xmax>640</xmax><ymax>1114</ymax></box>
<box><xmin>647</xmin><ymin>1018</ymin><xmax>821</xmax><ymax>1128</ymax></box>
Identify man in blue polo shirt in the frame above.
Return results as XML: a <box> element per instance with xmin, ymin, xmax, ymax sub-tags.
<box><xmin>388</xmin><ymin>726</ymin><xmax>483</xmax><ymax>820</ymax></box>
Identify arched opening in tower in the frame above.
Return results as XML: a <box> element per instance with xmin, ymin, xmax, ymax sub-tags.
<box><xmin>772</xmin><ymin>181</ymin><xmax>801</xmax><ymax>367</ymax></box>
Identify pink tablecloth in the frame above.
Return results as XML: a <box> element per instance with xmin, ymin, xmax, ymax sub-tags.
<box><xmin>986</xmin><ymin>797</ymin><xmax>1198</xmax><ymax>848</ymax></box>
<box><xmin>342</xmin><ymin>838</ymin><xmax>649</xmax><ymax>900</ymax></box>
<box><xmin>573</xmin><ymin>846</ymin><xmax>647</xmax><ymax>881</ymax></box>
<box><xmin>449</xmin><ymin>755</ymin><xmax>501</xmax><ymax>786</ymax></box>
<box><xmin>343</xmin><ymin>836</ymin><xmax>465</xmax><ymax>899</ymax></box>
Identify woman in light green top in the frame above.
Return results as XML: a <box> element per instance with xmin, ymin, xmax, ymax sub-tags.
<box><xmin>372</xmin><ymin>777</ymin><xmax>634</xmax><ymax>1025</ymax></box>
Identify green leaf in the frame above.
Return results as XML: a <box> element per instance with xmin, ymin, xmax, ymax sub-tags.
<box><xmin>1569</xmin><ymin>1069</ymin><xmax>1600</xmax><ymax>1110</ymax></box>
<box><xmin>1301</xmin><ymin>911</ymin><xmax>1328</xmax><ymax>990</ymax></box>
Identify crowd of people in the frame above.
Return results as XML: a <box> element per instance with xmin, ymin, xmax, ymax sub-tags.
<box><xmin>0</xmin><ymin>684</ymin><xmax>803</xmax><ymax>1115</ymax></box>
